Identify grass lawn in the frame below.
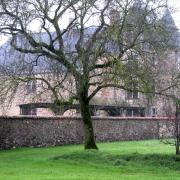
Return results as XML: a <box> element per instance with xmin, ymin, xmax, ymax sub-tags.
<box><xmin>0</xmin><ymin>140</ymin><xmax>180</xmax><ymax>180</ymax></box>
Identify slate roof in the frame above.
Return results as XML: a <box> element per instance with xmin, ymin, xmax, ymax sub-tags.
<box><xmin>0</xmin><ymin>26</ymin><xmax>98</xmax><ymax>74</ymax></box>
<box><xmin>161</xmin><ymin>8</ymin><xmax>180</xmax><ymax>47</ymax></box>
<box><xmin>0</xmin><ymin>9</ymin><xmax>179</xmax><ymax>75</ymax></box>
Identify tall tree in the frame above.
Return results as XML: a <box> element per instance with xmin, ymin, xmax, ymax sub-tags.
<box><xmin>0</xmin><ymin>0</ymin><xmax>175</xmax><ymax>149</ymax></box>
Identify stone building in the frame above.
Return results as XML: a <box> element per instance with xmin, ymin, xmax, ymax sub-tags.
<box><xmin>0</xmin><ymin>8</ymin><xmax>179</xmax><ymax>117</ymax></box>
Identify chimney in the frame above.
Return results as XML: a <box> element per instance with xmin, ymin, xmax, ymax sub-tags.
<box><xmin>68</xmin><ymin>17</ymin><xmax>76</xmax><ymax>37</ymax></box>
<box><xmin>109</xmin><ymin>9</ymin><xmax>119</xmax><ymax>25</ymax></box>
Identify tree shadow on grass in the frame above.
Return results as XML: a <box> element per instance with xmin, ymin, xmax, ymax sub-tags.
<box><xmin>51</xmin><ymin>150</ymin><xmax>180</xmax><ymax>171</ymax></box>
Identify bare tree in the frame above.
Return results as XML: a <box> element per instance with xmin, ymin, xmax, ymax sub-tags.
<box><xmin>0</xmin><ymin>0</ymin><xmax>176</xmax><ymax>149</ymax></box>
<box><xmin>174</xmin><ymin>99</ymin><xmax>180</xmax><ymax>155</ymax></box>
<box><xmin>158</xmin><ymin>97</ymin><xmax>180</xmax><ymax>155</ymax></box>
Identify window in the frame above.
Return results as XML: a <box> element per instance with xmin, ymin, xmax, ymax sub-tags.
<box><xmin>126</xmin><ymin>109</ymin><xmax>138</xmax><ymax>117</ymax></box>
<box><xmin>26</xmin><ymin>80</ymin><xmax>36</xmax><ymax>93</ymax></box>
<box><xmin>126</xmin><ymin>108</ymin><xmax>145</xmax><ymax>117</ymax></box>
<box><xmin>151</xmin><ymin>107</ymin><xmax>156</xmax><ymax>117</ymax></box>
<box><xmin>127</xmin><ymin>90</ymin><xmax>138</xmax><ymax>99</ymax></box>
<box><xmin>126</xmin><ymin>82</ymin><xmax>138</xmax><ymax>100</ymax></box>
<box><xmin>20</xmin><ymin>107</ymin><xmax>37</xmax><ymax>115</ymax></box>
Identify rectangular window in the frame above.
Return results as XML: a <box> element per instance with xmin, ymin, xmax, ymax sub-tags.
<box><xmin>126</xmin><ymin>82</ymin><xmax>138</xmax><ymax>100</ymax></box>
<box><xmin>126</xmin><ymin>109</ymin><xmax>133</xmax><ymax>116</ymax></box>
<box><xmin>126</xmin><ymin>108</ymin><xmax>145</xmax><ymax>117</ymax></box>
<box><xmin>127</xmin><ymin>91</ymin><xmax>138</xmax><ymax>99</ymax></box>
<box><xmin>126</xmin><ymin>109</ymin><xmax>139</xmax><ymax>117</ymax></box>
<box><xmin>26</xmin><ymin>80</ymin><xmax>36</xmax><ymax>93</ymax></box>
<box><xmin>20</xmin><ymin>107</ymin><xmax>37</xmax><ymax>115</ymax></box>
<box><xmin>151</xmin><ymin>107</ymin><xmax>156</xmax><ymax>117</ymax></box>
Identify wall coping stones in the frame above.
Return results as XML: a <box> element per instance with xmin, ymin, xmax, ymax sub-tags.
<box><xmin>0</xmin><ymin>116</ymin><xmax>176</xmax><ymax>121</ymax></box>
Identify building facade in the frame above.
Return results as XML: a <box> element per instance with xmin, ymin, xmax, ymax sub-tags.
<box><xmin>0</xmin><ymin>8</ymin><xmax>179</xmax><ymax>117</ymax></box>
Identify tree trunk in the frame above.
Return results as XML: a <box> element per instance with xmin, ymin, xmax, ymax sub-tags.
<box><xmin>78</xmin><ymin>79</ymin><xmax>98</xmax><ymax>150</ymax></box>
<box><xmin>176</xmin><ymin>142</ymin><xmax>180</xmax><ymax>155</ymax></box>
<box><xmin>80</xmin><ymin>98</ymin><xmax>98</xmax><ymax>150</ymax></box>
<box><xmin>175</xmin><ymin>119</ymin><xmax>180</xmax><ymax>155</ymax></box>
<box><xmin>175</xmin><ymin>102</ymin><xmax>180</xmax><ymax>155</ymax></box>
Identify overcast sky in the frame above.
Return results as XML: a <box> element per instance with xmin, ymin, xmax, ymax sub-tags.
<box><xmin>168</xmin><ymin>0</ymin><xmax>180</xmax><ymax>29</ymax></box>
<box><xmin>0</xmin><ymin>0</ymin><xmax>180</xmax><ymax>45</ymax></box>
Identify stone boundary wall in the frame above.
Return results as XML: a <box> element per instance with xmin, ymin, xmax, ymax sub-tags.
<box><xmin>0</xmin><ymin>116</ymin><xmax>174</xmax><ymax>149</ymax></box>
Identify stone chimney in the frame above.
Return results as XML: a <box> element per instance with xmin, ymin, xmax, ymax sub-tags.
<box><xmin>109</xmin><ymin>9</ymin><xmax>119</xmax><ymax>24</ymax></box>
<box><xmin>68</xmin><ymin>17</ymin><xmax>76</xmax><ymax>37</ymax></box>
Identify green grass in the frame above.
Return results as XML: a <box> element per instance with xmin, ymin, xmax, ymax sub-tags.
<box><xmin>0</xmin><ymin>140</ymin><xmax>180</xmax><ymax>180</ymax></box>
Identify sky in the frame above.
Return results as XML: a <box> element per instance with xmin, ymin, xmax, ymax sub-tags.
<box><xmin>168</xmin><ymin>0</ymin><xmax>180</xmax><ymax>29</ymax></box>
<box><xmin>0</xmin><ymin>0</ymin><xmax>180</xmax><ymax>45</ymax></box>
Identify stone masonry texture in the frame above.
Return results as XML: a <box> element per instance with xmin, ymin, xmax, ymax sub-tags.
<box><xmin>0</xmin><ymin>116</ymin><xmax>174</xmax><ymax>149</ymax></box>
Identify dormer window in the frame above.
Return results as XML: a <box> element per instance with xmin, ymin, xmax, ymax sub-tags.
<box><xmin>26</xmin><ymin>80</ymin><xmax>36</xmax><ymax>94</ymax></box>
<box><xmin>126</xmin><ymin>82</ymin><xmax>138</xmax><ymax>100</ymax></box>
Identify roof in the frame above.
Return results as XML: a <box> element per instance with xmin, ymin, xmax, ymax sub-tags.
<box><xmin>161</xmin><ymin>8</ymin><xmax>180</xmax><ymax>47</ymax></box>
<box><xmin>0</xmin><ymin>26</ymin><xmax>99</xmax><ymax>74</ymax></box>
<box><xmin>0</xmin><ymin>9</ymin><xmax>179</xmax><ymax>74</ymax></box>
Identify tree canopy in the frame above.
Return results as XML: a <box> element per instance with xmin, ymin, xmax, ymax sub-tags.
<box><xmin>0</xmin><ymin>0</ymin><xmax>179</xmax><ymax>149</ymax></box>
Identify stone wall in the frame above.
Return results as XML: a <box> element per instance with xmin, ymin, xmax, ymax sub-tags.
<box><xmin>0</xmin><ymin>116</ymin><xmax>174</xmax><ymax>149</ymax></box>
